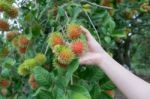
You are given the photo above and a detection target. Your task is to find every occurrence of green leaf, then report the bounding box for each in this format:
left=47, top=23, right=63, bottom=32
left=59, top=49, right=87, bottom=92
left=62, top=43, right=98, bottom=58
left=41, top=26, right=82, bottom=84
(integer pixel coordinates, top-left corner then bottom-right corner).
left=56, top=59, right=79, bottom=88
left=31, top=22, right=42, bottom=36
left=99, top=92, right=113, bottom=99
left=33, top=87, right=52, bottom=99
left=33, top=66, right=53, bottom=87
left=111, top=30, right=126, bottom=38
left=65, top=59, right=79, bottom=85
left=70, top=85, right=91, bottom=99
left=90, top=83, right=101, bottom=99
left=101, top=81, right=116, bottom=90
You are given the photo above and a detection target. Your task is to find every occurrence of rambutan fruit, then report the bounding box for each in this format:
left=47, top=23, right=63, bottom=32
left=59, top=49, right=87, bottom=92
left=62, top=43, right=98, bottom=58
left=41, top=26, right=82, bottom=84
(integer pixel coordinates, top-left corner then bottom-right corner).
left=17, top=64, right=29, bottom=76
left=140, top=3, right=150, bottom=12
left=53, top=58, right=67, bottom=68
left=30, top=82, right=38, bottom=89
left=0, top=1, right=10, bottom=12
left=0, top=47, right=9, bottom=57
left=71, top=40, right=87, bottom=56
left=28, top=74, right=36, bottom=83
left=28, top=74, right=38, bottom=89
left=55, top=45, right=75, bottom=65
left=18, top=35, right=30, bottom=47
left=0, top=19, right=9, bottom=31
left=48, top=32, right=64, bottom=48
left=1, top=88, right=8, bottom=96
left=6, top=31, right=19, bottom=41
left=0, top=80, right=10, bottom=88
left=34, top=53, right=47, bottom=65
left=67, top=24, right=82, bottom=39
left=6, top=6, right=18, bottom=18
left=83, top=4, right=91, bottom=12
left=18, top=47, right=27, bottom=54
left=24, top=59, right=37, bottom=69
left=12, top=36, right=19, bottom=48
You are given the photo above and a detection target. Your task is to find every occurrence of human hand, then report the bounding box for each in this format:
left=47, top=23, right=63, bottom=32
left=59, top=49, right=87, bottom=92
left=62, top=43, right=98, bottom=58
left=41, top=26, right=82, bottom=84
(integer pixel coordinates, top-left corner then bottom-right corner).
left=79, top=26, right=107, bottom=65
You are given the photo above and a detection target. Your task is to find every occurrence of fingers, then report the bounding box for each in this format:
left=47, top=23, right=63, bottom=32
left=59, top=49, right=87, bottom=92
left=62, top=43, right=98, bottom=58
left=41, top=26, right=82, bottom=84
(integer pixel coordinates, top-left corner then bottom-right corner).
left=80, top=26, right=93, bottom=41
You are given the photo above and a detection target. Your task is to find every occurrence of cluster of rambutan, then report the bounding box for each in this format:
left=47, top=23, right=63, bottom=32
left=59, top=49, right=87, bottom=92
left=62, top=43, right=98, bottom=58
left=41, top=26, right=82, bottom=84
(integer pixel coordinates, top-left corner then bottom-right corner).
left=48, top=23, right=87, bottom=68
left=11, top=35, right=30, bottom=54
left=17, top=53, right=47, bottom=76
left=0, top=0, right=19, bottom=18
left=0, top=0, right=19, bottom=31
left=0, top=79, right=10, bottom=96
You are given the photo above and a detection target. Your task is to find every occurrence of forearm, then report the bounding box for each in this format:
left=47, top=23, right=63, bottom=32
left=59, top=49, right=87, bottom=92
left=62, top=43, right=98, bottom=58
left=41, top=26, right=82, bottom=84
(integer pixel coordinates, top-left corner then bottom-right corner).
left=98, top=53, right=150, bottom=99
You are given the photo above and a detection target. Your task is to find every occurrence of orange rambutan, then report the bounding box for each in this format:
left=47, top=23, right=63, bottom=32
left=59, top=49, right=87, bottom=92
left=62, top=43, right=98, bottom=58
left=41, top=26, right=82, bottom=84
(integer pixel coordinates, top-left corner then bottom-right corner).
left=71, top=40, right=87, bottom=56
left=0, top=19, right=9, bottom=31
left=6, top=31, right=19, bottom=41
left=6, top=6, right=18, bottom=18
left=48, top=32, right=64, bottom=48
left=55, top=45, right=75, bottom=65
left=18, top=35, right=30, bottom=47
left=67, top=24, right=82, bottom=39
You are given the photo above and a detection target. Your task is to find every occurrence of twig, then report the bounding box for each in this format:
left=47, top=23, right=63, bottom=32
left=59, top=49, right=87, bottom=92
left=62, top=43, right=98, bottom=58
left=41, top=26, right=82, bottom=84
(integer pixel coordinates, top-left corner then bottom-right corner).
left=85, top=12, right=101, bottom=43
left=82, top=0, right=113, bottom=10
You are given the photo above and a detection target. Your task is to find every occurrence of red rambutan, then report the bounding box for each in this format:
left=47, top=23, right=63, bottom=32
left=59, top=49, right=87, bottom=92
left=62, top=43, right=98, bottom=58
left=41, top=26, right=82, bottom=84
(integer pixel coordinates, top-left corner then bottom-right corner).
left=0, top=19, right=9, bottom=31
left=18, top=47, right=27, bottom=54
left=18, top=35, right=30, bottom=47
left=71, top=40, right=87, bottom=56
left=0, top=80, right=10, bottom=88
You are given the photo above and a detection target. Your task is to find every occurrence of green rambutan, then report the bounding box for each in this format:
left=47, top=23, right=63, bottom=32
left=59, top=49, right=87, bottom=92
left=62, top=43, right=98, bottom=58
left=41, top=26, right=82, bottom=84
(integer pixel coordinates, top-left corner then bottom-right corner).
left=24, top=59, right=37, bottom=69
left=12, top=36, right=19, bottom=48
left=48, top=32, right=64, bottom=48
left=0, top=47, right=9, bottom=57
left=17, top=64, right=29, bottom=76
left=34, top=53, right=47, bottom=65
left=6, top=31, right=19, bottom=41
left=67, top=24, right=82, bottom=39
left=0, top=1, right=10, bottom=12
left=55, top=45, right=75, bottom=65
left=0, top=19, right=9, bottom=31
left=70, top=40, right=87, bottom=56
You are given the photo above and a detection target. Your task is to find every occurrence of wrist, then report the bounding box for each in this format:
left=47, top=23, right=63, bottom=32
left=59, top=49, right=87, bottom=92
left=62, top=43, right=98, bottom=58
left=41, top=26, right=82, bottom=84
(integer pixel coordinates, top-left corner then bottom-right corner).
left=96, top=52, right=110, bottom=66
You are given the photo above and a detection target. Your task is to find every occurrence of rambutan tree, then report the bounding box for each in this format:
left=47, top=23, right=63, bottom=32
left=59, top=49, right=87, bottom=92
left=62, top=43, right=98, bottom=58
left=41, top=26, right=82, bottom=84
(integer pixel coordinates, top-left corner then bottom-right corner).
left=0, top=0, right=150, bottom=99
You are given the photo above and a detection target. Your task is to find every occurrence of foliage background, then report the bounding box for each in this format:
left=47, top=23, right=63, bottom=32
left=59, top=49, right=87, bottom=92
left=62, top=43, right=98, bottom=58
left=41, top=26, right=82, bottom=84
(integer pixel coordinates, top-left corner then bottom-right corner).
left=0, top=0, right=150, bottom=99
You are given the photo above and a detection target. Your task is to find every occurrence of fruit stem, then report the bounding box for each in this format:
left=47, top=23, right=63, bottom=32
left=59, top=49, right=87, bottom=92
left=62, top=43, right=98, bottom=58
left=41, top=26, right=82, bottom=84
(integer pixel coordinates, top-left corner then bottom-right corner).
left=85, top=12, right=101, bottom=43
left=82, top=0, right=113, bottom=10
left=71, top=76, right=73, bottom=85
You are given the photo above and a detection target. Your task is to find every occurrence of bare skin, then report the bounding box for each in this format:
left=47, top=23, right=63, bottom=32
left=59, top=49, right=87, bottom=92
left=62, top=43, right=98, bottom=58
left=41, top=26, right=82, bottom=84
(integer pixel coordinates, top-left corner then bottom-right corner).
left=79, top=26, right=150, bottom=99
